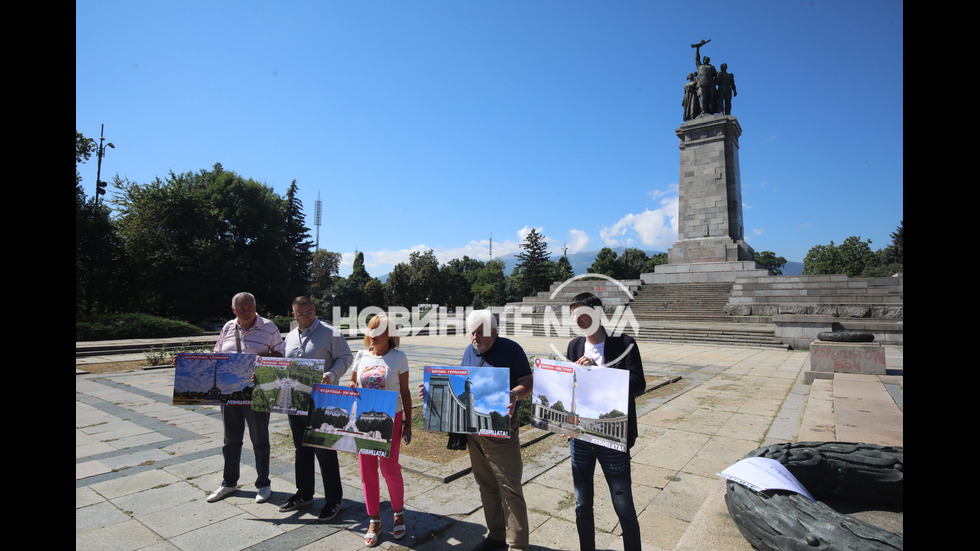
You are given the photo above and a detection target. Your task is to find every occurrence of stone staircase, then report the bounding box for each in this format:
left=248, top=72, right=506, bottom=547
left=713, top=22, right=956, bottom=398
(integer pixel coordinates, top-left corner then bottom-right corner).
left=630, top=282, right=735, bottom=323
left=631, top=322, right=784, bottom=348
left=504, top=279, right=787, bottom=349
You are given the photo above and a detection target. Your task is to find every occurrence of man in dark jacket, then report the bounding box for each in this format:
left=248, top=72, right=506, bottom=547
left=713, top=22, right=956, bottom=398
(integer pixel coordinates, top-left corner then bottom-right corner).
left=565, top=292, right=646, bottom=551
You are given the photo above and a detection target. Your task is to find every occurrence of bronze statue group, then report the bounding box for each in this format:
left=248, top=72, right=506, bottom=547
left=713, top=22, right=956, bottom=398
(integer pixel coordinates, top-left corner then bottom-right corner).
left=684, top=39, right=737, bottom=121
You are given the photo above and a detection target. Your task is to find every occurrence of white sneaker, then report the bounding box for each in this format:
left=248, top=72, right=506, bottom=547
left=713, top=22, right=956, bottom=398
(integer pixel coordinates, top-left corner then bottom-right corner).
left=255, top=486, right=272, bottom=503
left=207, top=485, right=238, bottom=503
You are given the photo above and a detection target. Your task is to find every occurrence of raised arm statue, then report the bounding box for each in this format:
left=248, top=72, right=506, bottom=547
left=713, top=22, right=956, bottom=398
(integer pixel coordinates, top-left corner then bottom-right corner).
left=692, top=39, right=716, bottom=115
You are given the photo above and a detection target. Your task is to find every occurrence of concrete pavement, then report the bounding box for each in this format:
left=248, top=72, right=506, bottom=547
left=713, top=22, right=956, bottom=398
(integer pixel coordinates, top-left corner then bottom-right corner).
left=76, top=335, right=903, bottom=550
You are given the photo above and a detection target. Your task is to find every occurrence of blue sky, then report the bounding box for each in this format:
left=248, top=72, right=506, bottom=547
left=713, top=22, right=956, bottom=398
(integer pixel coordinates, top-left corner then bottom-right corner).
left=174, top=353, right=255, bottom=393
left=76, top=1, right=903, bottom=277
left=424, top=366, right=511, bottom=416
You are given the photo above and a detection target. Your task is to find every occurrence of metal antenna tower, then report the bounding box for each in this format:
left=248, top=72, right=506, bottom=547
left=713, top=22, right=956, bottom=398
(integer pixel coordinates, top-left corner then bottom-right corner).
left=314, top=192, right=322, bottom=251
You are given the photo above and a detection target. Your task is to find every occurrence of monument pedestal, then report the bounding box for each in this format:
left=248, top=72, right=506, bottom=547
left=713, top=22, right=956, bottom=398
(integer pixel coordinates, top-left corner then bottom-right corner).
left=641, top=260, right=767, bottom=284
left=643, top=114, right=767, bottom=284
left=669, top=114, right=753, bottom=265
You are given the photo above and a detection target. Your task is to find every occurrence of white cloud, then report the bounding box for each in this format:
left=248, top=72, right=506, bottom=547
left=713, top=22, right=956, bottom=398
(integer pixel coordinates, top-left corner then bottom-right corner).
left=649, top=183, right=678, bottom=201
left=600, top=195, right=678, bottom=250
left=516, top=225, right=540, bottom=242
left=566, top=229, right=590, bottom=253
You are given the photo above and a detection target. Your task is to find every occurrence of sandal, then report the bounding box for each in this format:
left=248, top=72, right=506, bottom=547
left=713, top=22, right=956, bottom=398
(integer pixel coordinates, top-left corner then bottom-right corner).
left=393, top=510, right=407, bottom=540
left=365, top=518, right=382, bottom=547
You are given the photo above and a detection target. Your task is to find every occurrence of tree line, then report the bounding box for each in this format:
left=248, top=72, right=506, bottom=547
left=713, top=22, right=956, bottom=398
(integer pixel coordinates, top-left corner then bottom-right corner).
left=76, top=131, right=589, bottom=323
left=801, top=223, right=903, bottom=277
left=77, top=130, right=901, bottom=325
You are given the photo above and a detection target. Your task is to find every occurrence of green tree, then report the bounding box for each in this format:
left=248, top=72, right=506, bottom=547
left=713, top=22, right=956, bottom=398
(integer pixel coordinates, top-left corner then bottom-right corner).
left=553, top=254, right=574, bottom=282
left=285, top=180, right=314, bottom=296
left=802, top=236, right=877, bottom=277
left=588, top=247, right=621, bottom=279
left=642, top=252, right=668, bottom=273
left=407, top=249, right=442, bottom=305
left=335, top=252, right=371, bottom=310
left=861, top=221, right=903, bottom=277
left=754, top=251, right=788, bottom=276
left=113, top=164, right=292, bottom=320
left=442, top=256, right=485, bottom=307
left=385, top=263, right=410, bottom=307
left=363, top=278, right=386, bottom=309
left=472, top=259, right=507, bottom=308
left=311, top=249, right=342, bottom=307
left=879, top=220, right=903, bottom=266
left=513, top=228, right=556, bottom=297
left=76, top=131, right=95, bottom=188
left=76, top=130, right=122, bottom=318
left=619, top=248, right=650, bottom=279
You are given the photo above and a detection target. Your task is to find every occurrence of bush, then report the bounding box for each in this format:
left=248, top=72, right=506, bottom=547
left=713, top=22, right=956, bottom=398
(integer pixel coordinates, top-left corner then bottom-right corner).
left=76, top=313, right=205, bottom=341
left=271, top=316, right=294, bottom=333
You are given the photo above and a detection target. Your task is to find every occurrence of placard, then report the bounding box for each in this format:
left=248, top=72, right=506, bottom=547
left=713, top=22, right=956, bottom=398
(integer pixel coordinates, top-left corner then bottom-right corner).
left=252, top=357, right=326, bottom=415
left=172, top=352, right=257, bottom=406
left=422, top=366, right=512, bottom=438
left=302, top=384, right=399, bottom=457
left=530, top=357, right=630, bottom=451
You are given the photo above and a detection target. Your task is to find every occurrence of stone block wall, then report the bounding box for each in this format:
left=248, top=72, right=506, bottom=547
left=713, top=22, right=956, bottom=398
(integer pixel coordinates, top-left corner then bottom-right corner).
left=725, top=274, right=904, bottom=348
left=725, top=274, right=903, bottom=318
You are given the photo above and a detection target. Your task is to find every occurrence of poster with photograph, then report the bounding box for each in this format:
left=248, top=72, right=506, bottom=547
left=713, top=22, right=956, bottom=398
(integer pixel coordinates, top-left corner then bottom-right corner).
left=252, top=357, right=326, bottom=415
left=422, top=365, right=512, bottom=438
left=172, top=352, right=258, bottom=406
left=530, top=357, right=630, bottom=452
left=302, top=384, right=399, bottom=457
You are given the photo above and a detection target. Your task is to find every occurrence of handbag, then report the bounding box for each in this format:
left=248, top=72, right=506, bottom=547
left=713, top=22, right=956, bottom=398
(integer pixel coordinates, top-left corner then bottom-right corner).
left=446, top=432, right=468, bottom=450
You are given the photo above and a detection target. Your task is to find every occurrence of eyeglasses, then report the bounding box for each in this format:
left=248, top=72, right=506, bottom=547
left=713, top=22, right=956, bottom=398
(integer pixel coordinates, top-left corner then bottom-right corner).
left=292, top=309, right=315, bottom=317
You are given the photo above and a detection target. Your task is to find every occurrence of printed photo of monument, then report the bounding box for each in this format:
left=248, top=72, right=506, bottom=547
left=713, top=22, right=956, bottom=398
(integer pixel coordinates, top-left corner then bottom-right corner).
left=302, top=384, right=398, bottom=457
left=252, top=357, right=326, bottom=415
left=422, top=366, right=512, bottom=438
left=172, top=352, right=258, bottom=406
left=531, top=357, right=630, bottom=452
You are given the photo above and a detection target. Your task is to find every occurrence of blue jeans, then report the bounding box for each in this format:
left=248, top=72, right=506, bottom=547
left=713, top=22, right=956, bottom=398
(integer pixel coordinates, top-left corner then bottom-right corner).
left=570, top=439, right=641, bottom=551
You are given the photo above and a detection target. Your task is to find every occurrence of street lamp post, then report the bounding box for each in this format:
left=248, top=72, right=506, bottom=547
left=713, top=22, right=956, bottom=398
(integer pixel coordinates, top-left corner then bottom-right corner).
left=94, top=123, right=115, bottom=206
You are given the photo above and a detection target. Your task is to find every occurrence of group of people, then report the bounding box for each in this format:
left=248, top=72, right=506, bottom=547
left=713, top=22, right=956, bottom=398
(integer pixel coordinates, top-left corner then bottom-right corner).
left=203, top=290, right=646, bottom=551
left=683, top=39, right=737, bottom=120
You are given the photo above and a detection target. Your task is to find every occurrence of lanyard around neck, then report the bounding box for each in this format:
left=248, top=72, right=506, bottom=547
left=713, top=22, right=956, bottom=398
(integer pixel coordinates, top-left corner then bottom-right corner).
left=295, top=320, right=320, bottom=357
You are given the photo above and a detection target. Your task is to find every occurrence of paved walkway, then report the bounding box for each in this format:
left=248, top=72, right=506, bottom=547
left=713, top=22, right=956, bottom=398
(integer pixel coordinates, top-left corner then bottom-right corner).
left=76, top=335, right=903, bottom=551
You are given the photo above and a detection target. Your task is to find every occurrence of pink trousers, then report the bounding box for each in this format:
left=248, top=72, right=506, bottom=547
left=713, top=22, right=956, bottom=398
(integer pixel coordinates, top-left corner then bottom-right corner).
left=358, top=411, right=405, bottom=516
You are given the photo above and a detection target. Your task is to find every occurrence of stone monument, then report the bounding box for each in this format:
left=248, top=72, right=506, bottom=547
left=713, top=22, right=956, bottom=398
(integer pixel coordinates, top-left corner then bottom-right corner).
left=643, top=39, right=767, bottom=284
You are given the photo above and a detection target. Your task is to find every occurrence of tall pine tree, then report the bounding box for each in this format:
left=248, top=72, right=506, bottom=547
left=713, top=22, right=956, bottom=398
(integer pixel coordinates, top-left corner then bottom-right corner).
left=285, top=180, right=314, bottom=296
left=513, top=228, right=556, bottom=298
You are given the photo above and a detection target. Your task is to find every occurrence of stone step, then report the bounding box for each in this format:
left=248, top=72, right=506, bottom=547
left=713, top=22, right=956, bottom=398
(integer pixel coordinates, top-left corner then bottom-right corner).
left=498, top=322, right=786, bottom=349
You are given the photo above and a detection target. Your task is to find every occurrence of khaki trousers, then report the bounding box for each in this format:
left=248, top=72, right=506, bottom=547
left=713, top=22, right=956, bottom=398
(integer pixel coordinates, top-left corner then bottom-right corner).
left=467, top=430, right=530, bottom=550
